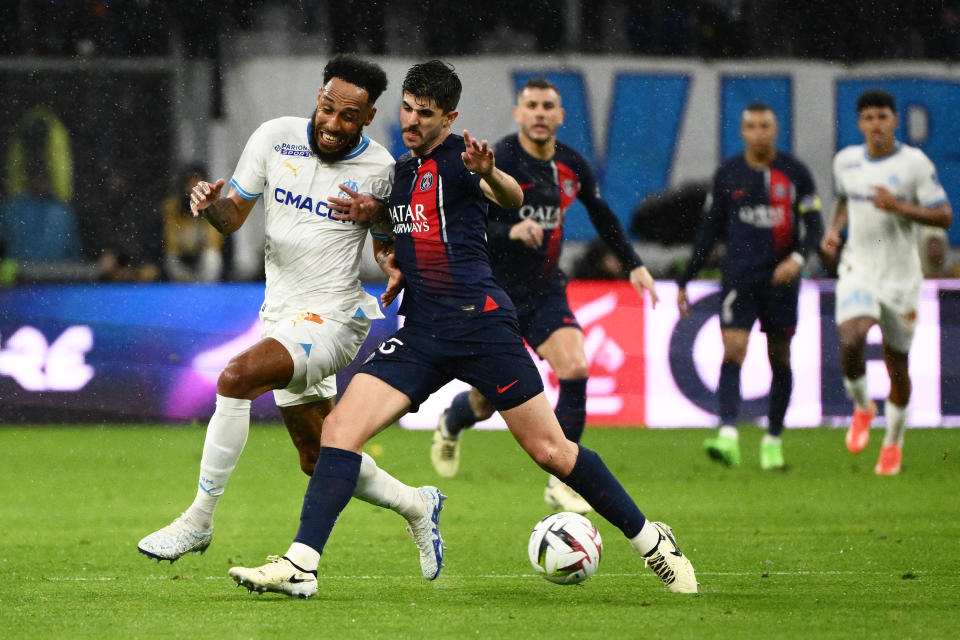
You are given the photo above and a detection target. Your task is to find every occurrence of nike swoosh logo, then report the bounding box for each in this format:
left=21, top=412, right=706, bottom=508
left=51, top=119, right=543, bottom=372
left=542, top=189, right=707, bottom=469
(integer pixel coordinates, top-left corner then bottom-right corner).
left=518, top=182, right=535, bottom=190
left=497, top=380, right=519, bottom=394
left=289, top=575, right=311, bottom=583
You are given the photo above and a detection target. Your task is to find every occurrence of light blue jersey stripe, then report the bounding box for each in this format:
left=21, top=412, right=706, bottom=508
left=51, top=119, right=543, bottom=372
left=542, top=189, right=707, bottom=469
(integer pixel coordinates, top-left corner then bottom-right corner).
left=229, top=178, right=261, bottom=200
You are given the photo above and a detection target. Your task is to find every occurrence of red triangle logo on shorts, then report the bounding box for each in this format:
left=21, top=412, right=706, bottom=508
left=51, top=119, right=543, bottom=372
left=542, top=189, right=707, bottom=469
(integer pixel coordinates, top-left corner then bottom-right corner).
left=483, top=295, right=499, bottom=312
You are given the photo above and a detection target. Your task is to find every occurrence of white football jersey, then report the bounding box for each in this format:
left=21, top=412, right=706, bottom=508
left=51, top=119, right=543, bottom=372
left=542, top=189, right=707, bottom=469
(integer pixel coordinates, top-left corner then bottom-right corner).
left=833, top=142, right=948, bottom=301
left=229, top=117, right=394, bottom=323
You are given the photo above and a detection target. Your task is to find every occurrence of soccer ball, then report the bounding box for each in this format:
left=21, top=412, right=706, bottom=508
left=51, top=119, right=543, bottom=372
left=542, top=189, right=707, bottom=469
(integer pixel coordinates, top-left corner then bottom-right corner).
left=528, top=512, right=602, bottom=585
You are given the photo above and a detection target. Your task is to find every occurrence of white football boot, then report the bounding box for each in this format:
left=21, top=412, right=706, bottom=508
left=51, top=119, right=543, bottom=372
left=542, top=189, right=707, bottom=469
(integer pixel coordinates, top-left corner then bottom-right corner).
left=407, top=486, right=446, bottom=580
left=229, top=555, right=318, bottom=599
left=643, top=521, right=698, bottom=594
left=430, top=411, right=461, bottom=478
left=543, top=477, right=592, bottom=515
left=137, top=514, right=212, bottom=562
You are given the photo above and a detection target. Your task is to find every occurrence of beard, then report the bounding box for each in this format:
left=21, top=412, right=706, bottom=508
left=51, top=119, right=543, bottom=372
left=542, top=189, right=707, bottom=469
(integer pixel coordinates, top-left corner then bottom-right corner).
left=308, top=107, right=363, bottom=164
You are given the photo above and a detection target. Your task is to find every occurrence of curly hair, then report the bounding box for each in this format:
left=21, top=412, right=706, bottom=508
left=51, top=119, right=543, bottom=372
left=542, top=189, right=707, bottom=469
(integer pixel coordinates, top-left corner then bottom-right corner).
left=322, top=55, right=388, bottom=104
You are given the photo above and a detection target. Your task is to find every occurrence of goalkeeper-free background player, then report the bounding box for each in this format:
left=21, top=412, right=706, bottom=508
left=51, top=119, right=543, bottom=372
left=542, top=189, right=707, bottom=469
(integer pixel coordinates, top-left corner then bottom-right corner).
left=677, top=102, right=823, bottom=470
left=429, top=77, right=658, bottom=514
left=821, top=88, right=952, bottom=475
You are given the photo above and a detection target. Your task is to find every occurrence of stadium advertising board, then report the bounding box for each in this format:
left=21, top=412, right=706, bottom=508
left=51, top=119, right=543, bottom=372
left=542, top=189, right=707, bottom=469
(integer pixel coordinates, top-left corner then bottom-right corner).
left=2, top=282, right=956, bottom=427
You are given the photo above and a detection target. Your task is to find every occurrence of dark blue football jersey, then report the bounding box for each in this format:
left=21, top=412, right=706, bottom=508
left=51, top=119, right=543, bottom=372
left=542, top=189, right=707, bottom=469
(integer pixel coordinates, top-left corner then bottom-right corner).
left=387, top=133, right=515, bottom=327
left=486, top=134, right=642, bottom=302
left=678, top=152, right=823, bottom=287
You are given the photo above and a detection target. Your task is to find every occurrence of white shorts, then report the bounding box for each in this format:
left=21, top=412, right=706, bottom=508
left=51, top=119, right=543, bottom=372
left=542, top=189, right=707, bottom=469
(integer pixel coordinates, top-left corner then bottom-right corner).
left=261, top=312, right=371, bottom=407
left=835, top=274, right=917, bottom=354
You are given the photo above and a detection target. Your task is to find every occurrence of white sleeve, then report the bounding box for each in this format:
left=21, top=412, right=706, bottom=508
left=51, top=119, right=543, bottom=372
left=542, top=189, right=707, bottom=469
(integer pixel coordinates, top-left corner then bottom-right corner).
left=363, top=160, right=395, bottom=203
left=913, top=151, right=949, bottom=208
left=832, top=152, right=846, bottom=198
left=229, top=123, right=271, bottom=201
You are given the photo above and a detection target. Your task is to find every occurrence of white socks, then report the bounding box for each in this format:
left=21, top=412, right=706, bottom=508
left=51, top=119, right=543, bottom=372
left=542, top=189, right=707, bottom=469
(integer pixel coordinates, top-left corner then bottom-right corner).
left=353, top=452, right=424, bottom=522
left=285, top=542, right=321, bottom=573
left=843, top=375, right=871, bottom=410
left=629, top=519, right=662, bottom=556
left=884, top=401, right=908, bottom=447
left=719, top=425, right=739, bottom=440
left=184, top=394, right=251, bottom=530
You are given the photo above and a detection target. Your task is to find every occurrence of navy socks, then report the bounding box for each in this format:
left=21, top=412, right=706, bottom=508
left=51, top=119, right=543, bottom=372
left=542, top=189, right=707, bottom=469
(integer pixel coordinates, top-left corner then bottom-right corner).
left=562, top=445, right=645, bottom=538
left=768, top=364, right=793, bottom=437
left=718, top=361, right=741, bottom=425
left=445, top=391, right=477, bottom=437
left=293, top=447, right=361, bottom=553
left=555, top=377, right=587, bottom=443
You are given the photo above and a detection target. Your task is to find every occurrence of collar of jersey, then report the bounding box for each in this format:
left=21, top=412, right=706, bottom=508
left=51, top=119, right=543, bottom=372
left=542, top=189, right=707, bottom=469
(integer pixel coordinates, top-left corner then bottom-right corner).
left=306, top=120, right=370, bottom=160
left=862, top=141, right=901, bottom=163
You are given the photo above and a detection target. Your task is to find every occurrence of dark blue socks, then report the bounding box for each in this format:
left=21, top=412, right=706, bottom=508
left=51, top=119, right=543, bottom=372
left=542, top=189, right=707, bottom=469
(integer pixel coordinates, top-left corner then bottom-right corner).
left=293, top=447, right=361, bottom=553
left=444, top=391, right=477, bottom=437
left=555, top=377, right=587, bottom=443
left=768, top=364, right=793, bottom=437
left=562, top=445, right=645, bottom=538
left=718, top=360, right=741, bottom=425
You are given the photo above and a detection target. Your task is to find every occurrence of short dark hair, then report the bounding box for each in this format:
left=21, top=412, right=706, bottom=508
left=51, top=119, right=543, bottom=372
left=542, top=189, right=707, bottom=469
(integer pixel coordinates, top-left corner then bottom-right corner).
left=856, top=89, right=895, bottom=113
left=323, top=55, right=388, bottom=104
left=402, top=60, right=462, bottom=113
left=744, top=101, right=774, bottom=114
left=519, top=77, right=560, bottom=97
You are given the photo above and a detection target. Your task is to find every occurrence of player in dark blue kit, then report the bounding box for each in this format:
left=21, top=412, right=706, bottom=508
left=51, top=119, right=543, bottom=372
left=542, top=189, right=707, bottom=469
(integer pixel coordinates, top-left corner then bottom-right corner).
left=229, top=60, right=697, bottom=598
left=677, top=102, right=823, bottom=470
left=429, top=77, right=659, bottom=515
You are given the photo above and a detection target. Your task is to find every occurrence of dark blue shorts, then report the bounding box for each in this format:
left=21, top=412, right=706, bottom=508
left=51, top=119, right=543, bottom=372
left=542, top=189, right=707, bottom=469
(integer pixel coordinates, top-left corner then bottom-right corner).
left=359, top=314, right=544, bottom=412
left=513, top=281, right=581, bottom=350
left=719, top=279, right=798, bottom=336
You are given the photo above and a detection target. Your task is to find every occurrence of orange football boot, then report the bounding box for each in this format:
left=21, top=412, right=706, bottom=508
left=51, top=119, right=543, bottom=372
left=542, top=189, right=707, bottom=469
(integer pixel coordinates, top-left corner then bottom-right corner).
left=846, top=401, right=875, bottom=453
left=874, top=444, right=902, bottom=475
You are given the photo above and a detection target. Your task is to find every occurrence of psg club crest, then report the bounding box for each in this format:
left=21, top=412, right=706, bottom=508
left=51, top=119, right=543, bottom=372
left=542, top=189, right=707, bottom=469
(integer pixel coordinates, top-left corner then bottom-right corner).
left=562, top=178, right=576, bottom=197
left=419, top=172, right=435, bottom=191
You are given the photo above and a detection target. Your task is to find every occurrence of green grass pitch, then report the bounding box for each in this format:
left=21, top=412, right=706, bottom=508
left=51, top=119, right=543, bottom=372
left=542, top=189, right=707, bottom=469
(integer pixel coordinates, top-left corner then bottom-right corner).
left=1, top=424, right=958, bottom=639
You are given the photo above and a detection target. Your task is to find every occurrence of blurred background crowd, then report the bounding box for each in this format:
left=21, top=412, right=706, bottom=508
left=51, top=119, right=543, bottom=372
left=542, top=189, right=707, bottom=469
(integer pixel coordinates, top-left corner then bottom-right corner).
left=1, top=0, right=959, bottom=286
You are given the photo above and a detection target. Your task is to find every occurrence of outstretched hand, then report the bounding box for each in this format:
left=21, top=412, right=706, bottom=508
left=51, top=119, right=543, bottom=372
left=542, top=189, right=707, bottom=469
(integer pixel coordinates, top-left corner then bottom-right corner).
left=190, top=178, right=226, bottom=216
left=329, top=183, right=385, bottom=224
left=461, top=129, right=494, bottom=176
left=629, top=265, right=659, bottom=308
left=379, top=253, right=405, bottom=307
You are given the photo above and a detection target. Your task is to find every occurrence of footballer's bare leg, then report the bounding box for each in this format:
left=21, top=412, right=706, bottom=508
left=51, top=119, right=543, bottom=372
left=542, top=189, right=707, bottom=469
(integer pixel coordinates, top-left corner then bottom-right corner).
left=535, top=328, right=593, bottom=511
left=281, top=400, right=334, bottom=476
left=838, top=317, right=878, bottom=453
left=277, top=374, right=446, bottom=580
left=138, top=339, right=294, bottom=562
left=501, top=393, right=697, bottom=593
left=877, top=345, right=911, bottom=473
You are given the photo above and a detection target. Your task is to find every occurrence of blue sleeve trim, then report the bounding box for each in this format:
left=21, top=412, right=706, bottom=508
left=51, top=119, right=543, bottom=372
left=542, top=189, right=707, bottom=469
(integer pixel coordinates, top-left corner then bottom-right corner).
left=229, top=178, right=261, bottom=200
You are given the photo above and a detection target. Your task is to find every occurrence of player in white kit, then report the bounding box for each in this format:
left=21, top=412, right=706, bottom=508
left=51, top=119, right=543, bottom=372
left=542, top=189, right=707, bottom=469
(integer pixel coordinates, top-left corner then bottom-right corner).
left=138, top=56, right=445, bottom=581
left=821, top=89, right=952, bottom=475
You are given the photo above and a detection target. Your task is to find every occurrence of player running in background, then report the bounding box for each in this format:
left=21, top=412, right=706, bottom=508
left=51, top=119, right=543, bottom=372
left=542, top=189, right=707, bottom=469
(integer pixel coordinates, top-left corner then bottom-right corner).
left=228, top=60, right=696, bottom=599
left=677, top=103, right=823, bottom=470
left=821, top=89, right=952, bottom=475
left=428, top=77, right=658, bottom=514
left=137, top=56, right=445, bottom=581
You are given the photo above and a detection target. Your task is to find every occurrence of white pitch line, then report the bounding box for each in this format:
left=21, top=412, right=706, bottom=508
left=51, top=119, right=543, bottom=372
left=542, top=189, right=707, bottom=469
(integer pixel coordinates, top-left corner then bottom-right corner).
left=36, top=570, right=920, bottom=583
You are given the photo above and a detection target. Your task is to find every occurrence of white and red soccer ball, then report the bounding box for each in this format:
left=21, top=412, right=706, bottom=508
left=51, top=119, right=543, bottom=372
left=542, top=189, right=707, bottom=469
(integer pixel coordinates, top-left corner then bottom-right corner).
left=528, top=512, right=603, bottom=584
